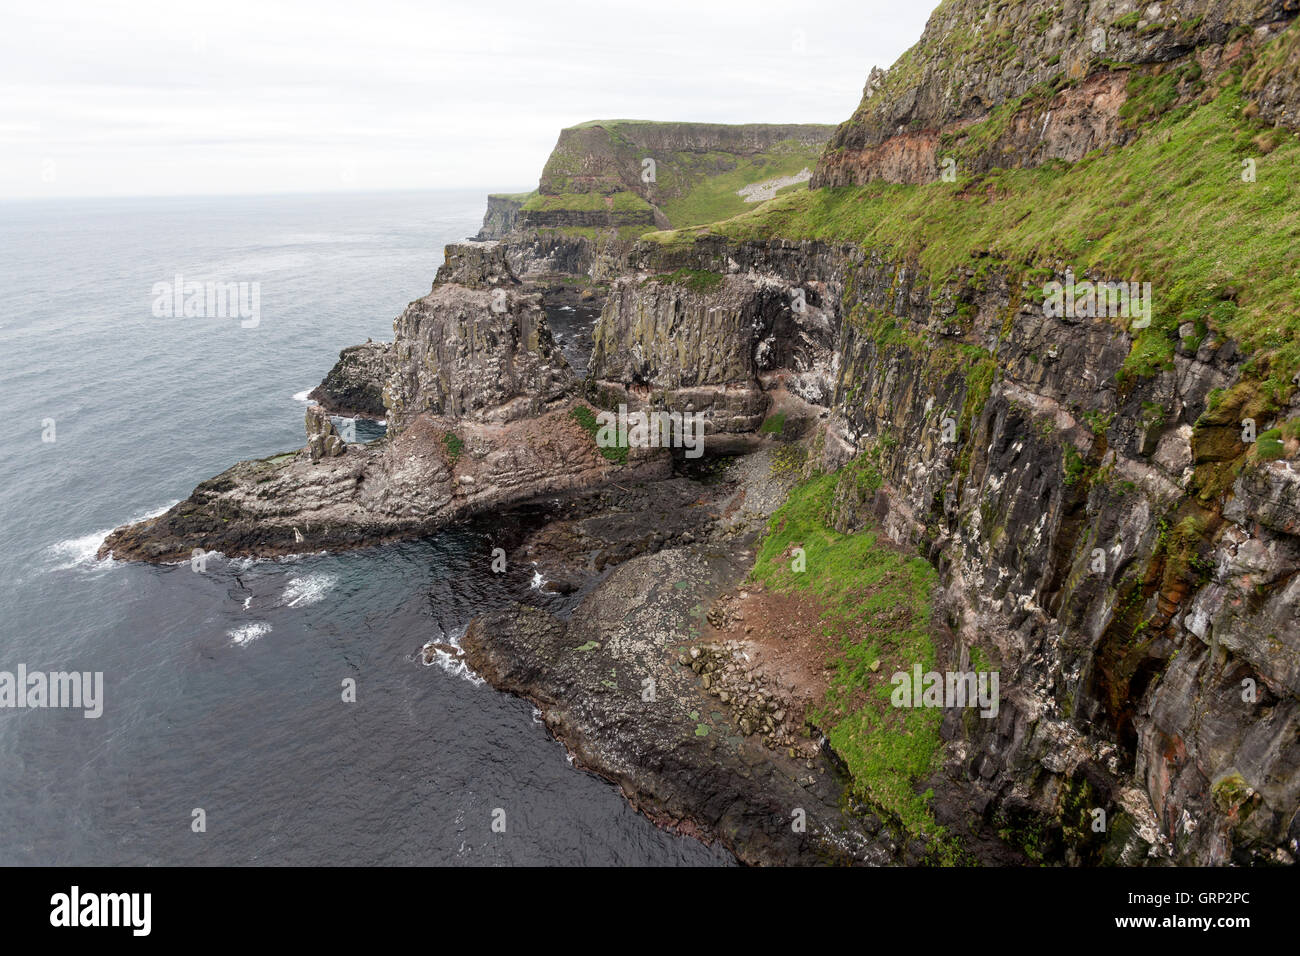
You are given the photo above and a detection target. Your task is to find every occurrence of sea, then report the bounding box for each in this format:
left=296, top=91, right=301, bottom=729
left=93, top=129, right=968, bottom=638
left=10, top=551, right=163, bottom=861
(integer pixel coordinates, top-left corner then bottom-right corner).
left=0, top=189, right=730, bottom=865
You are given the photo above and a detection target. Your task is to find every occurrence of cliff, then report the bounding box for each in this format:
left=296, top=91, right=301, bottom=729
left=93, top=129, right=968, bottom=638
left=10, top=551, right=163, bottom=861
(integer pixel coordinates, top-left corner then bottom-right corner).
left=487, top=120, right=834, bottom=279
left=98, top=243, right=668, bottom=563
left=812, top=0, right=1297, bottom=186
left=475, top=192, right=530, bottom=240
left=308, top=341, right=391, bottom=418
left=99, top=0, right=1299, bottom=867
left=592, top=5, right=1300, bottom=864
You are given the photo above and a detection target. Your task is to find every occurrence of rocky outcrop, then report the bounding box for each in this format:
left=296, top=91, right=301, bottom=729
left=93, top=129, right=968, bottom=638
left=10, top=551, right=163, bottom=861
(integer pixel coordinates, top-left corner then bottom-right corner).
left=539, top=121, right=833, bottom=200
left=304, top=404, right=347, bottom=461
left=1245, top=17, right=1300, bottom=129
left=485, top=120, right=835, bottom=282
left=812, top=0, right=1297, bottom=186
left=588, top=263, right=839, bottom=434
left=98, top=242, right=666, bottom=563
left=384, top=242, right=574, bottom=432
left=99, top=405, right=669, bottom=563
left=308, top=341, right=391, bottom=418
left=475, top=193, right=528, bottom=240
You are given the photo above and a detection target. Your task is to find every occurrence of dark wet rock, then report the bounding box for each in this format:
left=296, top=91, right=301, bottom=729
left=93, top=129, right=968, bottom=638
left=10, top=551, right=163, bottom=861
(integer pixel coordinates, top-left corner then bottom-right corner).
left=98, top=405, right=670, bottom=563
left=308, top=341, right=391, bottom=419
left=462, top=545, right=897, bottom=866
left=541, top=577, right=579, bottom=595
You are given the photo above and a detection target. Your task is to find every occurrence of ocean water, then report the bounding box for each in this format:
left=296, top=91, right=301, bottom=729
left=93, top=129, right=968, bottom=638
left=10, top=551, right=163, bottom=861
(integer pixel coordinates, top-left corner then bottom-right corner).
left=0, top=190, right=731, bottom=865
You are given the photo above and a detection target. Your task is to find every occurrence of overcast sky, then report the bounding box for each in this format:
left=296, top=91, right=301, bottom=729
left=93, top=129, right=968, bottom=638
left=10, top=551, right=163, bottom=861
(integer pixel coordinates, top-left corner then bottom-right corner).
left=0, top=0, right=935, bottom=199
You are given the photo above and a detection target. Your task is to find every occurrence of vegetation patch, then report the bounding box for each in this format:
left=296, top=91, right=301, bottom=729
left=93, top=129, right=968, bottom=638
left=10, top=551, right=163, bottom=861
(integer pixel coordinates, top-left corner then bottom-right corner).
left=658, top=268, right=725, bottom=294
left=442, top=431, right=464, bottom=464
left=570, top=404, right=629, bottom=464
left=752, top=462, right=954, bottom=859
left=523, top=190, right=654, bottom=214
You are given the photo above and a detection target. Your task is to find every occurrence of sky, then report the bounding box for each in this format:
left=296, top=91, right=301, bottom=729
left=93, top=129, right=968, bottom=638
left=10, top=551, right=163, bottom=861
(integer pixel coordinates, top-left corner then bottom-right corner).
left=0, top=0, right=936, bottom=199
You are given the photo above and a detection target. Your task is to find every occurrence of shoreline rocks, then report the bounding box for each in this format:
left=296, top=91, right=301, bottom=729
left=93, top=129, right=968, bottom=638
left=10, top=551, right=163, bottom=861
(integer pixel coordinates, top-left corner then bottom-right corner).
left=461, top=545, right=898, bottom=866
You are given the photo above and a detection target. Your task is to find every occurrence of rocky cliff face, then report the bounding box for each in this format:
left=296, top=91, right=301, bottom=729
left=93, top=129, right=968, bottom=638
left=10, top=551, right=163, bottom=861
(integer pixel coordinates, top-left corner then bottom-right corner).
left=449, top=21, right=1299, bottom=856
left=99, top=242, right=667, bottom=563
left=813, top=0, right=1298, bottom=187
left=1245, top=12, right=1300, bottom=126
left=476, top=193, right=528, bottom=240
left=585, top=256, right=843, bottom=438
left=308, top=341, right=391, bottom=418
left=584, top=226, right=1298, bottom=864
left=539, top=121, right=832, bottom=199
left=493, top=120, right=835, bottom=281
left=384, top=242, right=573, bottom=431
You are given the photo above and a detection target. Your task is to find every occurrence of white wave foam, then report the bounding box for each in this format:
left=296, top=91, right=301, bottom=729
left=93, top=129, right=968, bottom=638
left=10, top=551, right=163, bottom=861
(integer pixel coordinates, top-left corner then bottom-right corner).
left=292, top=389, right=313, bottom=402
left=282, top=572, right=337, bottom=608
left=46, top=500, right=178, bottom=571
left=229, top=621, right=271, bottom=646
left=224, top=550, right=325, bottom=574
left=46, top=529, right=117, bottom=571
left=420, top=631, right=484, bottom=686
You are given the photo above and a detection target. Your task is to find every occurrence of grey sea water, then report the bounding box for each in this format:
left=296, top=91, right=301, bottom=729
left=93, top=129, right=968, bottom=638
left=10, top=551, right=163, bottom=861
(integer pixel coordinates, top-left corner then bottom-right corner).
left=0, top=190, right=731, bottom=865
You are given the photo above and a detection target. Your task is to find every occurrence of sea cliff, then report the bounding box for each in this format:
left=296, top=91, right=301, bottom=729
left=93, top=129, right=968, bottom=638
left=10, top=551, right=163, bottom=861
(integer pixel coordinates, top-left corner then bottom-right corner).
left=100, top=0, right=1300, bottom=866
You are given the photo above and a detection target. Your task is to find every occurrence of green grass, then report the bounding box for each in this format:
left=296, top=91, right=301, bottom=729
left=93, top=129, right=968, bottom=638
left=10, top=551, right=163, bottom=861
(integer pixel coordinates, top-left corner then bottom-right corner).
left=570, top=404, right=629, bottom=464
left=647, top=79, right=1300, bottom=407
left=532, top=121, right=831, bottom=236
left=656, top=142, right=821, bottom=228
left=1063, top=443, right=1091, bottom=486
left=441, top=431, right=464, bottom=463
left=1255, top=427, right=1286, bottom=460
left=657, top=268, right=724, bottom=293
left=758, top=411, right=787, bottom=435
left=752, top=458, right=953, bottom=857
left=522, top=190, right=654, bottom=214
left=487, top=190, right=536, bottom=203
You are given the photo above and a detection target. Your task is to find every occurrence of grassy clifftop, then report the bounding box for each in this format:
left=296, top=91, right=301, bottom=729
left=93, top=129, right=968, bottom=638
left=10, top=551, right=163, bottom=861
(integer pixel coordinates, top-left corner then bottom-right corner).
left=647, top=34, right=1300, bottom=406
left=524, top=120, right=834, bottom=238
